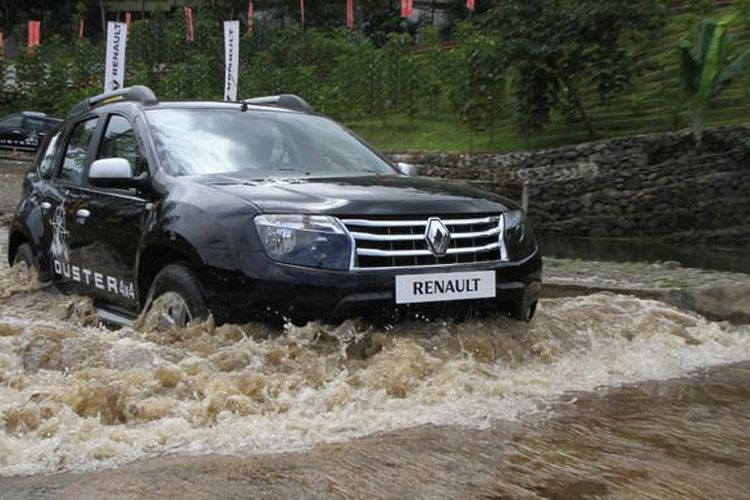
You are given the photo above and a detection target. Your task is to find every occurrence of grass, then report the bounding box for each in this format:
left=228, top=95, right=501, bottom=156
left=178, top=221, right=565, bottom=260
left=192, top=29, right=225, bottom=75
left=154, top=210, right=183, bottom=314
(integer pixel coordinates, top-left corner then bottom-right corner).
left=346, top=115, right=578, bottom=153
left=345, top=6, right=750, bottom=153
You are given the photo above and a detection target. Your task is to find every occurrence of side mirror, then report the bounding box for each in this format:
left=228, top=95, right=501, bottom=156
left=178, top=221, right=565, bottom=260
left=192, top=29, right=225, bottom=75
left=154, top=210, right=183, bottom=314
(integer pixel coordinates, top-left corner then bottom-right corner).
left=89, top=158, right=146, bottom=190
left=396, top=162, right=418, bottom=177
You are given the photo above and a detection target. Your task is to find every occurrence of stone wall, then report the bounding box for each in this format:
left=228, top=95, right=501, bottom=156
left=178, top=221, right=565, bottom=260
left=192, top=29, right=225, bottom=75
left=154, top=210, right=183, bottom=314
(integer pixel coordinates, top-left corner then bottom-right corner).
left=391, top=126, right=750, bottom=244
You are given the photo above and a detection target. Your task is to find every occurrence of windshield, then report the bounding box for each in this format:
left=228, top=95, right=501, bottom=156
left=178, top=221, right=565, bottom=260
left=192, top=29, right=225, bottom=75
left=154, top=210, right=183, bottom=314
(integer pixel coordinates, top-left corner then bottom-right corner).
left=145, top=108, right=396, bottom=178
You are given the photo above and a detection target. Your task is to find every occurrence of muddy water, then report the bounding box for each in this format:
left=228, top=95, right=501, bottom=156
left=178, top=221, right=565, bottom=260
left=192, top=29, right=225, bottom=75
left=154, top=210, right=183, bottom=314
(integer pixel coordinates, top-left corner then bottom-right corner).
left=1, top=243, right=750, bottom=496
left=4, top=363, right=748, bottom=499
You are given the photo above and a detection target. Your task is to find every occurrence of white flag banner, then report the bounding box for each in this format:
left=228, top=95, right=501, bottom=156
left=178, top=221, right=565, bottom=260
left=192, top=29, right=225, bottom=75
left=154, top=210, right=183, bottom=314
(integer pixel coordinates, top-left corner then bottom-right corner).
left=104, top=21, right=127, bottom=93
left=224, top=20, right=240, bottom=101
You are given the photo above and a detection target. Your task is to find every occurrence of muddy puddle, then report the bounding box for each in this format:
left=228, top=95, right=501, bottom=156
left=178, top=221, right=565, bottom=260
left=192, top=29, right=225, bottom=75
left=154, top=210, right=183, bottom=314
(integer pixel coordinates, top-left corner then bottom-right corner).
left=1, top=244, right=750, bottom=483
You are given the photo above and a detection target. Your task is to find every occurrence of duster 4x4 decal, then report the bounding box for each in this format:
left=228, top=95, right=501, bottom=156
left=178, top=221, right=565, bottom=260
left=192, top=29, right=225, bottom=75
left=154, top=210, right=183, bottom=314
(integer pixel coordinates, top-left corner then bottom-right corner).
left=49, top=199, right=136, bottom=300
left=50, top=201, right=69, bottom=260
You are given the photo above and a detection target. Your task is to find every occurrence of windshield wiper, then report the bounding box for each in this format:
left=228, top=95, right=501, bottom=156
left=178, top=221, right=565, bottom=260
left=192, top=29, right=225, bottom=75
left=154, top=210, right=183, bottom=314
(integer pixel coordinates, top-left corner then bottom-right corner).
left=262, top=167, right=312, bottom=178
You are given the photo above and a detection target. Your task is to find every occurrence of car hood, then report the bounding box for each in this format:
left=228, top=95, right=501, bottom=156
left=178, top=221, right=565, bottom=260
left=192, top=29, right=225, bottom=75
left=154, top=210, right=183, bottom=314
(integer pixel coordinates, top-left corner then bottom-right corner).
left=192, top=174, right=517, bottom=215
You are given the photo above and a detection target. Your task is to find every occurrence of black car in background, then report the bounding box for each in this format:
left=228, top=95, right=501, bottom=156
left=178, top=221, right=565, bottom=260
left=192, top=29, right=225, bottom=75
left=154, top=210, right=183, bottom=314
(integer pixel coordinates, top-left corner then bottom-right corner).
left=7, top=86, right=542, bottom=329
left=0, top=111, right=62, bottom=152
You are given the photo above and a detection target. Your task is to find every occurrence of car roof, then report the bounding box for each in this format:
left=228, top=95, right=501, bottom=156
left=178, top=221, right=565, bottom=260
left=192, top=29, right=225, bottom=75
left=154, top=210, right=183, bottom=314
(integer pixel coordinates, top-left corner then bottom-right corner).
left=2, top=111, right=58, bottom=119
left=144, top=101, right=298, bottom=113
left=72, top=100, right=306, bottom=122
left=68, top=86, right=313, bottom=120
left=21, top=111, right=61, bottom=120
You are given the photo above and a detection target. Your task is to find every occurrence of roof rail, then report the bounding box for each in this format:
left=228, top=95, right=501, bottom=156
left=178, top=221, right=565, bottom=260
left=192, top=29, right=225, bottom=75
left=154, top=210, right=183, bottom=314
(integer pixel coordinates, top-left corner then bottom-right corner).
left=242, top=94, right=314, bottom=113
left=68, top=86, right=158, bottom=117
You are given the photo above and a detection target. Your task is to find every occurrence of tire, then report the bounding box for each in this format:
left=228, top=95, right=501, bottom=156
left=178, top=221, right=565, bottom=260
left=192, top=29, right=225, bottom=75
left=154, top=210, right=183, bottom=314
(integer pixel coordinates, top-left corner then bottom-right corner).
left=510, top=299, right=537, bottom=323
left=12, top=243, right=36, bottom=272
left=143, top=264, right=209, bottom=330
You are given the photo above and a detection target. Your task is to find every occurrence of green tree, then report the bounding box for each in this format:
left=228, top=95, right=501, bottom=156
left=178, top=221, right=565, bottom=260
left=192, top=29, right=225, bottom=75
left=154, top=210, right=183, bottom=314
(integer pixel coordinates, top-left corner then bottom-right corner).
left=487, top=0, right=666, bottom=138
left=419, top=27, right=445, bottom=120
left=381, top=32, right=415, bottom=118
left=677, top=15, right=750, bottom=147
left=330, top=33, right=380, bottom=119
left=447, top=23, right=506, bottom=148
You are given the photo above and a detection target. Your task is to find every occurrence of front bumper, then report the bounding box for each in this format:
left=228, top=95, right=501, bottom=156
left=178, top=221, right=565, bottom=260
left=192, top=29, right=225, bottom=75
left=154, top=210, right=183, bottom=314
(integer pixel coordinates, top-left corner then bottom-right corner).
left=200, top=249, right=543, bottom=324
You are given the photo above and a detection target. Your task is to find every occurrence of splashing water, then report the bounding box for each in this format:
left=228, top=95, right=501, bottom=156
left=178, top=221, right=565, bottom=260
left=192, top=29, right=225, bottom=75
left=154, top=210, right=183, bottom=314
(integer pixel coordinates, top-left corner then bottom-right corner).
left=1, top=259, right=749, bottom=477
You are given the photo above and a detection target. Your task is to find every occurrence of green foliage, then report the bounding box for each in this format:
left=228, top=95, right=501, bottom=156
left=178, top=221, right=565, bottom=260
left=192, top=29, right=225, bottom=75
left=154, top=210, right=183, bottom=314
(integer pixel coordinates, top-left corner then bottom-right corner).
left=9, top=3, right=747, bottom=155
left=382, top=33, right=419, bottom=118
left=486, top=0, right=667, bottom=138
left=418, top=28, right=444, bottom=120
left=447, top=23, right=506, bottom=147
left=677, top=13, right=750, bottom=146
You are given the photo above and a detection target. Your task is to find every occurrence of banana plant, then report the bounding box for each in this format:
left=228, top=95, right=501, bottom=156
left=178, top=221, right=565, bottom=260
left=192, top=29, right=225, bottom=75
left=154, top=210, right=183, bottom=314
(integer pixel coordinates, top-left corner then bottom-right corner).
left=678, top=14, right=750, bottom=147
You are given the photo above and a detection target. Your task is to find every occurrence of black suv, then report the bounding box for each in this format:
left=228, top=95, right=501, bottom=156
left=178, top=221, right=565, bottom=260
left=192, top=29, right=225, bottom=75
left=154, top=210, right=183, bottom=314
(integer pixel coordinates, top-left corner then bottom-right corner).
left=0, top=111, right=62, bottom=151
left=7, top=86, right=542, bottom=328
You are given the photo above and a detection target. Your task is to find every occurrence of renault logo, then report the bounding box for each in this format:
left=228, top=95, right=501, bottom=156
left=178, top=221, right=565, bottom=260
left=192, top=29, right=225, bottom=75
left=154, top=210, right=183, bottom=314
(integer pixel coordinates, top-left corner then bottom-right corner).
left=425, top=217, right=451, bottom=256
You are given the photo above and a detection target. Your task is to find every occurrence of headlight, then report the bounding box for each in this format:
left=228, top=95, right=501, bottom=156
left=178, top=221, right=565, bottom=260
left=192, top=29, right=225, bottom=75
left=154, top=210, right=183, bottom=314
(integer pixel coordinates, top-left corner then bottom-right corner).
left=254, top=214, right=351, bottom=270
left=504, top=209, right=526, bottom=242
left=503, top=209, right=536, bottom=260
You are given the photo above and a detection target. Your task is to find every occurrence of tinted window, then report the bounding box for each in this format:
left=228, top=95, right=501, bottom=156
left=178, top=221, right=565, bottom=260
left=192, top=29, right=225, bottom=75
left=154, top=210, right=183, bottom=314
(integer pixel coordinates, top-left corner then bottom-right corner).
left=98, top=115, right=146, bottom=175
left=25, top=117, right=58, bottom=134
left=38, top=130, right=62, bottom=178
left=145, top=108, right=395, bottom=178
left=59, top=118, right=98, bottom=184
left=0, top=115, right=23, bottom=129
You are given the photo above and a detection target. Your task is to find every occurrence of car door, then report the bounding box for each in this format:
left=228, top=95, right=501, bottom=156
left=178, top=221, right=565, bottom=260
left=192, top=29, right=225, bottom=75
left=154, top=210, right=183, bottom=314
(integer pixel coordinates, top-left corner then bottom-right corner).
left=32, top=128, right=65, bottom=273
left=80, top=113, right=150, bottom=311
left=47, top=116, right=100, bottom=294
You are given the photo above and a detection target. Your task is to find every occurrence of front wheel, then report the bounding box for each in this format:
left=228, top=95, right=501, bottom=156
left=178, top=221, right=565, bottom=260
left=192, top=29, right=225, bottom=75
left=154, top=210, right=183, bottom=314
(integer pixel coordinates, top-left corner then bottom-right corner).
left=13, top=243, right=35, bottom=270
left=142, top=264, right=209, bottom=331
left=510, top=300, right=537, bottom=323
left=12, top=243, right=40, bottom=282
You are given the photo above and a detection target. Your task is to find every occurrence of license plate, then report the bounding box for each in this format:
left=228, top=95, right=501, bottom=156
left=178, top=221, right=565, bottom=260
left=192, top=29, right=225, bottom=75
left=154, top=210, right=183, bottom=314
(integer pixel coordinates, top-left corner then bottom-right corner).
left=395, top=270, right=496, bottom=304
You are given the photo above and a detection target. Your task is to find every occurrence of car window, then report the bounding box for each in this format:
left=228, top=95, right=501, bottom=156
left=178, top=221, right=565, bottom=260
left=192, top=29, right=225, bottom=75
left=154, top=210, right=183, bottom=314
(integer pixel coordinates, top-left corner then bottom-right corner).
left=25, top=117, right=57, bottom=134
left=38, top=130, right=62, bottom=179
left=97, top=115, right=147, bottom=176
left=145, top=108, right=396, bottom=178
left=0, top=115, right=23, bottom=129
left=59, top=118, right=98, bottom=184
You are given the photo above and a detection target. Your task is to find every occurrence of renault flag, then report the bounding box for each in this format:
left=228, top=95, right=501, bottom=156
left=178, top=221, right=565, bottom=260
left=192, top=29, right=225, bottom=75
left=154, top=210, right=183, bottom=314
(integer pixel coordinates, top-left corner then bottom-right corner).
left=104, top=21, right=127, bottom=92
left=184, top=6, right=194, bottom=42
left=247, top=2, right=254, bottom=34
left=224, top=20, right=240, bottom=101
left=27, top=20, right=41, bottom=54
left=346, top=0, right=354, bottom=29
left=400, top=0, right=413, bottom=18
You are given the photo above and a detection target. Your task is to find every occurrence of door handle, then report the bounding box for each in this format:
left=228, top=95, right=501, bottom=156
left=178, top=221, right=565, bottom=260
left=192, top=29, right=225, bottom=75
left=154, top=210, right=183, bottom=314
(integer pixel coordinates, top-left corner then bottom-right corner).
left=75, top=209, right=91, bottom=225
left=41, top=201, right=52, bottom=211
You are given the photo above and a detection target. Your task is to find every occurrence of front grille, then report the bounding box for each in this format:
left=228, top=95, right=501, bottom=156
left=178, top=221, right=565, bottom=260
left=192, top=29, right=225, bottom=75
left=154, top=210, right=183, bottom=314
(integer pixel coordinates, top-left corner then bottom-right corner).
left=342, top=215, right=506, bottom=269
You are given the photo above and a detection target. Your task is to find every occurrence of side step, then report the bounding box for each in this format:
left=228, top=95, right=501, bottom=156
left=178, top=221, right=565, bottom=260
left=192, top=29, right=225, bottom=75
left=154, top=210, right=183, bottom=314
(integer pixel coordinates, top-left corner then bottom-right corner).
left=96, top=308, right=135, bottom=328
